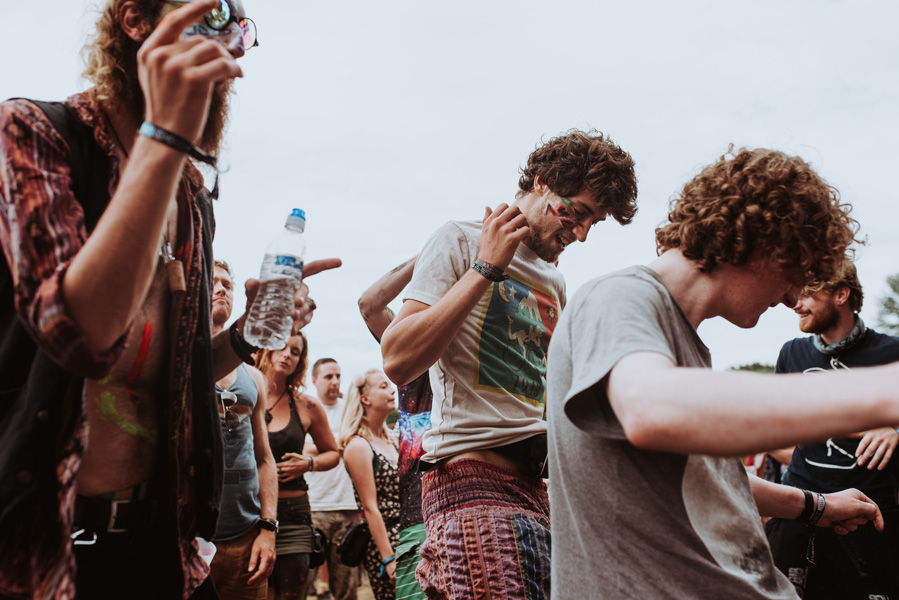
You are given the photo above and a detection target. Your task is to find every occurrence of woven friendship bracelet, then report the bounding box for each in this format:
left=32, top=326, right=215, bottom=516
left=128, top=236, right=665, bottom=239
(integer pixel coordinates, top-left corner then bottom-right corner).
left=471, top=259, right=510, bottom=282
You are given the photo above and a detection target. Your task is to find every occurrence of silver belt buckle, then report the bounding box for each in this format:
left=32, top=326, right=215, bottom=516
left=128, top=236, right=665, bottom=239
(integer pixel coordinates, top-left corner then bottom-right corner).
left=107, top=498, right=134, bottom=533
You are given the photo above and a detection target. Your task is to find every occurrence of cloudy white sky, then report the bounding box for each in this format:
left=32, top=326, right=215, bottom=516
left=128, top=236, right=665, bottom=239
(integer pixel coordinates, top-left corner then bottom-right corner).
left=6, top=0, right=898, bottom=391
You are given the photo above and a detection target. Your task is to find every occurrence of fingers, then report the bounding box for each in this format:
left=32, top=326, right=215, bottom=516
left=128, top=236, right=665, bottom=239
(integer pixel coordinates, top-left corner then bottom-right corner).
left=868, top=444, right=887, bottom=470
left=876, top=444, right=895, bottom=470
left=873, top=505, right=885, bottom=531
left=143, top=0, right=219, bottom=49
left=483, top=206, right=493, bottom=220
left=247, top=545, right=259, bottom=574
left=303, top=258, right=342, bottom=278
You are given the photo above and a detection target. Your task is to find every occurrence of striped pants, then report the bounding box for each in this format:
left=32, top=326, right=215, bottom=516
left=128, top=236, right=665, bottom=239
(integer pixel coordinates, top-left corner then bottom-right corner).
left=416, top=460, right=550, bottom=600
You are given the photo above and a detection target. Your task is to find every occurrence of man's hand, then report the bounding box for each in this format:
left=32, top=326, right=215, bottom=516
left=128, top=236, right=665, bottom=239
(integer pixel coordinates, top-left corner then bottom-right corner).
left=476, top=204, right=529, bottom=270
left=851, top=427, right=899, bottom=470
left=241, top=258, right=342, bottom=335
left=817, top=488, right=884, bottom=535
left=246, top=529, right=276, bottom=584
left=137, top=0, right=243, bottom=144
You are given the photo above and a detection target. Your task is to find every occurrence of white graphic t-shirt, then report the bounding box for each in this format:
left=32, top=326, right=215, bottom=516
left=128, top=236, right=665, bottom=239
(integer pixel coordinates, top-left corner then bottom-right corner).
left=404, top=219, right=565, bottom=462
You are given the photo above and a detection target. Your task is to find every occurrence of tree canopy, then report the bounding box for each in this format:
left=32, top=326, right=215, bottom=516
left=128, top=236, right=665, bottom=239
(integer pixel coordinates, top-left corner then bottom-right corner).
left=877, top=274, right=899, bottom=336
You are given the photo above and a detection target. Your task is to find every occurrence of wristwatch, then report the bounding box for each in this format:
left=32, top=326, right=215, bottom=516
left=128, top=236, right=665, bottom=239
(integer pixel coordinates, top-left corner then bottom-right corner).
left=258, top=518, right=279, bottom=533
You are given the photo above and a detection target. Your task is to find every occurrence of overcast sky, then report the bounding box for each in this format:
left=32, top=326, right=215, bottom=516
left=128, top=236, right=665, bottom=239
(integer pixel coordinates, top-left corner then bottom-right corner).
left=6, top=0, right=898, bottom=392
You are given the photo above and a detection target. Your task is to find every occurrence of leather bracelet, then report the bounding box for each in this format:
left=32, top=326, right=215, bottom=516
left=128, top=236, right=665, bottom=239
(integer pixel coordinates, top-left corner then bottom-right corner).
left=471, top=259, right=510, bottom=282
left=797, top=489, right=815, bottom=523
left=306, top=455, right=315, bottom=472
left=229, top=321, right=258, bottom=366
left=139, top=122, right=217, bottom=167
left=807, top=492, right=826, bottom=526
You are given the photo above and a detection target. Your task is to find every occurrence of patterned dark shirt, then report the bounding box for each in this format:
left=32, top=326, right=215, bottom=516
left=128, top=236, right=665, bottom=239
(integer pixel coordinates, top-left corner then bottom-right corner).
left=0, top=93, right=211, bottom=600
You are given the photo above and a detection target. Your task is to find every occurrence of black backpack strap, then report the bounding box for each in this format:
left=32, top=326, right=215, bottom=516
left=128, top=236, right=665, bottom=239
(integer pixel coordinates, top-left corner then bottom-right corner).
left=26, top=100, right=111, bottom=231
left=0, top=99, right=112, bottom=538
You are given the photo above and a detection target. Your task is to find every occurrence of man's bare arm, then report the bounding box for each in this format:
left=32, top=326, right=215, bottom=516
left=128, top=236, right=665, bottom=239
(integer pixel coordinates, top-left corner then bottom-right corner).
left=64, top=0, right=241, bottom=353
left=381, top=205, right=528, bottom=385
left=212, top=259, right=341, bottom=380
left=748, top=475, right=883, bottom=534
left=359, top=255, right=417, bottom=342
left=606, top=351, right=899, bottom=456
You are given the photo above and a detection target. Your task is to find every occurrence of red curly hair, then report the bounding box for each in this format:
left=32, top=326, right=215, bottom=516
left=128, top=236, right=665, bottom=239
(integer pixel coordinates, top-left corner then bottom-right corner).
left=517, top=129, right=638, bottom=225
left=655, top=147, right=861, bottom=283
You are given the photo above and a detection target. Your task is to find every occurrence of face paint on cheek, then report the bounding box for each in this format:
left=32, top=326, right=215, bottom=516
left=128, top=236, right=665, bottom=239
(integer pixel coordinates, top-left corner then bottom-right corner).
left=546, top=201, right=579, bottom=229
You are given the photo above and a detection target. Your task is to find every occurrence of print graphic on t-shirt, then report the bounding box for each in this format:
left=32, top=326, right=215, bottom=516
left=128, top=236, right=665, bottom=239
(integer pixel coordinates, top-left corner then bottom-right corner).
left=473, top=274, right=560, bottom=406
left=801, top=361, right=860, bottom=471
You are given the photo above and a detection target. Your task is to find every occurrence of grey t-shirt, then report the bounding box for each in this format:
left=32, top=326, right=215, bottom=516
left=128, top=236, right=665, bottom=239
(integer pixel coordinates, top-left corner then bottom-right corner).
left=547, top=266, right=797, bottom=599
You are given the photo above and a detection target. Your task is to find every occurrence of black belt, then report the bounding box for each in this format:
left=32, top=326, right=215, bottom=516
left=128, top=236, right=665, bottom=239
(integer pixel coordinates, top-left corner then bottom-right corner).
left=73, top=494, right=158, bottom=534
left=224, top=468, right=257, bottom=484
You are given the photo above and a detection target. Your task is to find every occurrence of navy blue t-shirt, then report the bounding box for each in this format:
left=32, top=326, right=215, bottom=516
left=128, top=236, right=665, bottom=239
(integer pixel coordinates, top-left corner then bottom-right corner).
left=777, top=328, right=899, bottom=512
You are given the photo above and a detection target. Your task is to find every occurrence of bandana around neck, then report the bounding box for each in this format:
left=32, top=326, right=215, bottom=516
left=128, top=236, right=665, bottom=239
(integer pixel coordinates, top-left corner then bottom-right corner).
left=813, top=315, right=866, bottom=356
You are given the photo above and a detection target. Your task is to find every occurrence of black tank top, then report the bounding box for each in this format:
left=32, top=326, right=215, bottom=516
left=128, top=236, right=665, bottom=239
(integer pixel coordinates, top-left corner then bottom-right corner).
left=267, top=392, right=309, bottom=492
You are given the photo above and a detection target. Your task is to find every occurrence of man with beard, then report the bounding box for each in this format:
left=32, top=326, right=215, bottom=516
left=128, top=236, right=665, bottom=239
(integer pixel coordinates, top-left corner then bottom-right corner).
left=765, top=261, right=899, bottom=599
left=546, top=148, right=899, bottom=599
left=380, top=130, right=638, bottom=598
left=210, top=260, right=278, bottom=600
left=0, top=1, right=336, bottom=598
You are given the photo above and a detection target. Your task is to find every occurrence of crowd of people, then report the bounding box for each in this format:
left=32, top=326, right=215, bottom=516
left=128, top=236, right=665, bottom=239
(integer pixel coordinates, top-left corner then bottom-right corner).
left=4, top=2, right=899, bottom=600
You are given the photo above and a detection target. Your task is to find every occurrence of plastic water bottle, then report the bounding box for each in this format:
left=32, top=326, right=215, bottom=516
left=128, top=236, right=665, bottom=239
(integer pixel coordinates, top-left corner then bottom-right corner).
left=244, top=209, right=306, bottom=350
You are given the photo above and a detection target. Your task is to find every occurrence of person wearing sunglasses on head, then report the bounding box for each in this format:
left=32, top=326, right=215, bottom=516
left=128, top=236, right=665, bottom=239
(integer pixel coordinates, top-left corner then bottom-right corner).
left=210, top=260, right=279, bottom=600
left=0, top=1, right=338, bottom=599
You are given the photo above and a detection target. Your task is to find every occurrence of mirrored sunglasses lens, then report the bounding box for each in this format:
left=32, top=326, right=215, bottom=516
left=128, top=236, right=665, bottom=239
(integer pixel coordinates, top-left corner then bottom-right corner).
left=206, top=0, right=232, bottom=30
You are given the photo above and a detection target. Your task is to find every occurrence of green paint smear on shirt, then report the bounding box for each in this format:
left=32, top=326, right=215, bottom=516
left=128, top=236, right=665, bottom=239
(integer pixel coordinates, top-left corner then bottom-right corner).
left=95, top=392, right=158, bottom=445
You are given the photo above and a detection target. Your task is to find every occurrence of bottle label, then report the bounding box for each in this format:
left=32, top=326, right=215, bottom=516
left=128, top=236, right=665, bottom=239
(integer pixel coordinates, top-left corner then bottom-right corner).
left=270, top=255, right=304, bottom=279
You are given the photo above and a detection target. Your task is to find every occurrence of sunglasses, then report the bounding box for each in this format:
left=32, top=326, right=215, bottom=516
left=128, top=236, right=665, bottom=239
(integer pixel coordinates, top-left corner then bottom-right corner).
left=167, top=0, right=259, bottom=49
left=219, top=390, right=241, bottom=433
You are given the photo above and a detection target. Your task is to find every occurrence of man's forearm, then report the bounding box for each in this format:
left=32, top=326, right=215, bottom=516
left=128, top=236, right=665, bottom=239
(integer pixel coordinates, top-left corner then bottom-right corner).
left=608, top=352, right=899, bottom=456
left=257, top=458, right=278, bottom=521
left=63, top=137, right=186, bottom=353
left=748, top=476, right=804, bottom=518
left=381, top=269, right=491, bottom=385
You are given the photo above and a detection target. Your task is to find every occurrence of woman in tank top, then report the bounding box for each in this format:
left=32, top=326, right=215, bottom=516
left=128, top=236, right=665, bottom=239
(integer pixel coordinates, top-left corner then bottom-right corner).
left=339, top=369, right=401, bottom=600
left=255, top=332, right=340, bottom=600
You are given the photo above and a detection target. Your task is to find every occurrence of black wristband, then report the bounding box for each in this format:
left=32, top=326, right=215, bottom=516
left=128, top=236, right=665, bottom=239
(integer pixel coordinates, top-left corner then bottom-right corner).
left=139, top=122, right=217, bottom=168
left=807, top=492, right=826, bottom=526
left=471, top=259, right=510, bottom=282
left=797, top=489, right=815, bottom=522
left=229, top=321, right=258, bottom=366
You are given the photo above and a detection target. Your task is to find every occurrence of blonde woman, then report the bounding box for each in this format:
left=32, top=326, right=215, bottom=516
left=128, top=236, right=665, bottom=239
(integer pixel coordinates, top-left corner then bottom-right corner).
left=256, top=333, right=340, bottom=600
left=339, top=370, right=400, bottom=600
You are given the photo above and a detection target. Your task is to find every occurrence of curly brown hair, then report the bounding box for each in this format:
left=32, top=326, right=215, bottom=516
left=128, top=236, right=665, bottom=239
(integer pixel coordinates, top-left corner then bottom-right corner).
left=517, top=129, right=638, bottom=225
left=802, top=259, right=864, bottom=313
left=82, top=0, right=163, bottom=123
left=255, top=332, right=310, bottom=395
left=655, top=147, right=861, bottom=283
